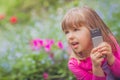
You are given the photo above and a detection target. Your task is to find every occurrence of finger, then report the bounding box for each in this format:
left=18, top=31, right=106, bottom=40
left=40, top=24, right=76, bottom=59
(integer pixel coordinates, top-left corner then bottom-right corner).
left=92, top=52, right=102, bottom=60
left=98, top=46, right=112, bottom=55
left=95, top=52, right=103, bottom=59
left=91, top=47, right=99, bottom=54
left=98, top=46, right=109, bottom=52
left=101, top=51, right=110, bottom=55
left=92, top=42, right=108, bottom=53
left=98, top=57, right=104, bottom=63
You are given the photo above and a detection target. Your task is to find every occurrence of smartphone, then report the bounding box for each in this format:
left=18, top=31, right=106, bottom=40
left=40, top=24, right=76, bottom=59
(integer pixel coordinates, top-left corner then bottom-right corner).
left=90, top=28, right=103, bottom=48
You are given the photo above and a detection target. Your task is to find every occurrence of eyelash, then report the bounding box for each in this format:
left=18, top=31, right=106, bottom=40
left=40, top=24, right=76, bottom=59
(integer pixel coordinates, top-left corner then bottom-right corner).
left=65, top=31, right=69, bottom=34
left=64, top=28, right=80, bottom=34
left=74, top=28, right=79, bottom=31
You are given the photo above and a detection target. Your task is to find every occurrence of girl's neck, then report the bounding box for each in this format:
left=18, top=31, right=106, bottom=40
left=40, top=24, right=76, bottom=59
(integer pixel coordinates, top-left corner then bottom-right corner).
left=77, top=49, right=91, bottom=60
left=79, top=52, right=89, bottom=58
left=71, top=47, right=92, bottom=60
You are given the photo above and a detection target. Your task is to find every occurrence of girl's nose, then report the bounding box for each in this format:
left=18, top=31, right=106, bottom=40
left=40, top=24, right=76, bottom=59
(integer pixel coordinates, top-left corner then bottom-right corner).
left=67, top=33, right=74, bottom=40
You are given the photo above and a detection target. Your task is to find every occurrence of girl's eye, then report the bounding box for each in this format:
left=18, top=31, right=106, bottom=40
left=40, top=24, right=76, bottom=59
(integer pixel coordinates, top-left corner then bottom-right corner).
left=74, top=28, right=79, bottom=31
left=64, top=31, right=69, bottom=34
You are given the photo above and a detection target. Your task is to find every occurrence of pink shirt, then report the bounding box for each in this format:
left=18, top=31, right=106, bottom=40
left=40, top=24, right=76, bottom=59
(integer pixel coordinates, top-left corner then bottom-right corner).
left=68, top=57, right=120, bottom=80
left=68, top=36, right=120, bottom=80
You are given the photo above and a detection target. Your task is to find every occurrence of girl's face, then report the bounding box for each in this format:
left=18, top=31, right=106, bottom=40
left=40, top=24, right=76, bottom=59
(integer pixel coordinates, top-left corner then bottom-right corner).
left=64, top=26, right=93, bottom=54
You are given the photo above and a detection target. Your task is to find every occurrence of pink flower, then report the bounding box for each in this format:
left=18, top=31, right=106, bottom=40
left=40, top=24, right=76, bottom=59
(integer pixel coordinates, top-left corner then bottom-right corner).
left=39, top=40, right=43, bottom=46
left=57, top=41, right=64, bottom=49
left=45, top=39, right=54, bottom=45
left=43, top=72, right=48, bottom=80
left=44, top=39, right=54, bottom=52
left=49, top=39, right=54, bottom=45
left=44, top=44, right=51, bottom=52
left=31, top=39, right=44, bottom=50
left=10, top=16, right=17, bottom=24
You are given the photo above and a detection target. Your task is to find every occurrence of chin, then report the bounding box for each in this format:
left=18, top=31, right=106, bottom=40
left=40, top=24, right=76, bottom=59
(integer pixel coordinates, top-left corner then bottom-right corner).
left=73, top=49, right=81, bottom=54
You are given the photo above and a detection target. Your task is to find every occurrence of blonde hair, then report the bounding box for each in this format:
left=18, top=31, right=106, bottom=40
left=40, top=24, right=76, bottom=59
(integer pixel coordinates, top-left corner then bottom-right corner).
left=61, top=6, right=117, bottom=59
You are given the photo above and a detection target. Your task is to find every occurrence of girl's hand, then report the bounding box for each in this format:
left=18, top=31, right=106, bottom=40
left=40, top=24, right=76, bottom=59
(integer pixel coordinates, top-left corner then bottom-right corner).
left=90, top=47, right=104, bottom=68
left=90, top=47, right=105, bottom=77
left=90, top=42, right=108, bottom=77
left=96, top=42, right=115, bottom=65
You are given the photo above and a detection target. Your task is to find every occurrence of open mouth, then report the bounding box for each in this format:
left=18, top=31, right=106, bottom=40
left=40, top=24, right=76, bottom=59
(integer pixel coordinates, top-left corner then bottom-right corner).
left=71, top=42, right=79, bottom=48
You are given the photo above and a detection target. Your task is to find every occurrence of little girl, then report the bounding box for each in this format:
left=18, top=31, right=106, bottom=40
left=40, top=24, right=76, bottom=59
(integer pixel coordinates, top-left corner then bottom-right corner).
left=61, top=6, right=120, bottom=80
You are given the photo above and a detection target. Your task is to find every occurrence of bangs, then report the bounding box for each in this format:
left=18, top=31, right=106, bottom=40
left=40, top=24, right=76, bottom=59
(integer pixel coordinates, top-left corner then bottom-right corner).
left=62, top=11, right=86, bottom=31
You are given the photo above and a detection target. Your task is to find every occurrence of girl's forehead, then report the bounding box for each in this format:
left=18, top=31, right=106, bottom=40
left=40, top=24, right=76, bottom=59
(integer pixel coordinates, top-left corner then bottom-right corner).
left=65, top=25, right=80, bottom=30
left=62, top=11, right=87, bottom=31
left=62, top=19, right=86, bottom=31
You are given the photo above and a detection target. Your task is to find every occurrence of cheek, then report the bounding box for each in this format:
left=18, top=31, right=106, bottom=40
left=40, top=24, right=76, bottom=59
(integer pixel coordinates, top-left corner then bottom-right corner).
left=79, top=32, right=92, bottom=47
left=85, top=32, right=92, bottom=43
left=65, top=35, right=69, bottom=42
left=85, top=33, right=93, bottom=48
left=65, top=35, right=71, bottom=44
left=78, top=31, right=91, bottom=41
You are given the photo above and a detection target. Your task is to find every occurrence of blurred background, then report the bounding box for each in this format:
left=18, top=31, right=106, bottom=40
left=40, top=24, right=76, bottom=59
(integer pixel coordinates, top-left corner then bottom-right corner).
left=0, top=0, right=120, bottom=80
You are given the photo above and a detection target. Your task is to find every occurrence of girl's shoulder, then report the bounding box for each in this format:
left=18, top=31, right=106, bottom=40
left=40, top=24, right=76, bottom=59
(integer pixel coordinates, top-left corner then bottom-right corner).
left=68, top=53, right=80, bottom=65
left=68, top=57, right=80, bottom=69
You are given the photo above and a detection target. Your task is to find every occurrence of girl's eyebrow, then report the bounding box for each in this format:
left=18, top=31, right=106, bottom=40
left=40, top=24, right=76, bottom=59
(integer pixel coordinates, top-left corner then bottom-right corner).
left=63, top=29, right=68, bottom=32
